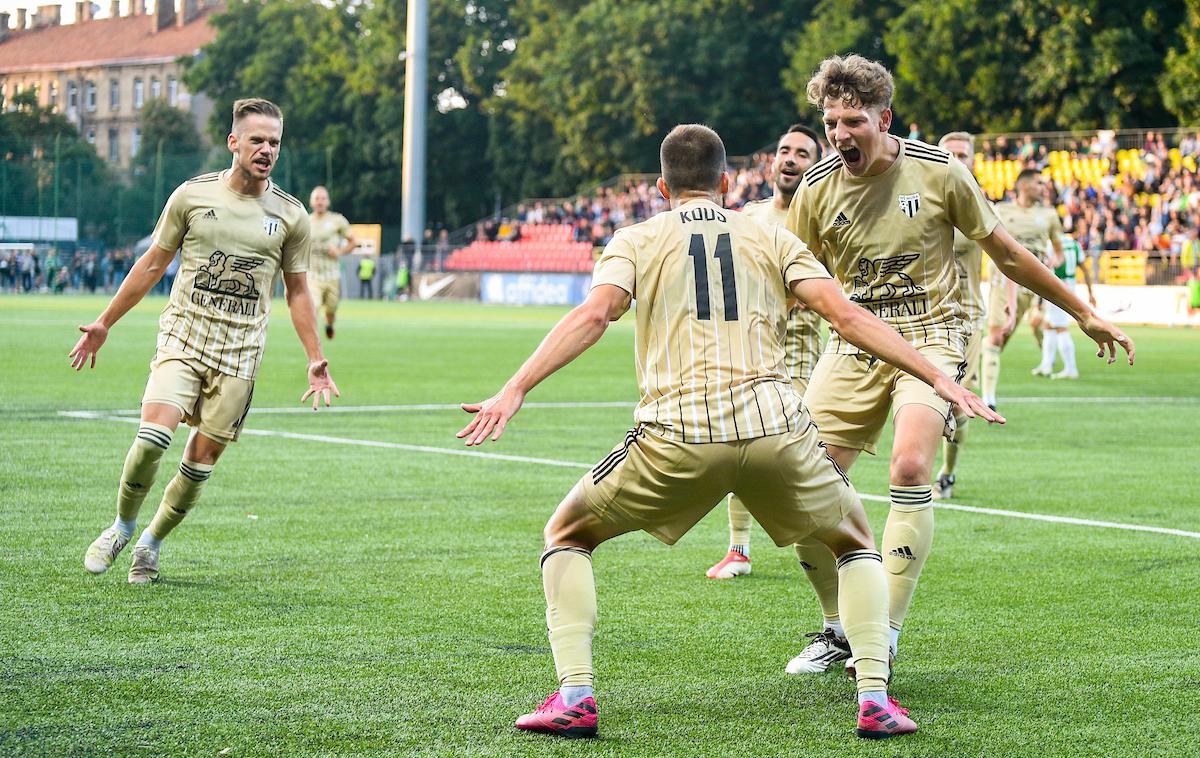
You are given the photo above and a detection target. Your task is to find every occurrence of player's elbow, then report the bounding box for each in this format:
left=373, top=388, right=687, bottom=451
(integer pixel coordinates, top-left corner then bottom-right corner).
left=826, top=301, right=863, bottom=337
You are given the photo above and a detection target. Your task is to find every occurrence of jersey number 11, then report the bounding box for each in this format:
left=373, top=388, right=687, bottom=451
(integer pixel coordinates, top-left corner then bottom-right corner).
left=688, top=233, right=738, bottom=321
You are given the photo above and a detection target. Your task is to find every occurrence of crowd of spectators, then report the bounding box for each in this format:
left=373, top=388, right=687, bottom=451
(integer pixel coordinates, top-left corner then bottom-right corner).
left=978, top=130, right=1200, bottom=272
left=472, top=153, right=777, bottom=248
left=466, top=128, right=1200, bottom=280
left=0, top=247, right=139, bottom=294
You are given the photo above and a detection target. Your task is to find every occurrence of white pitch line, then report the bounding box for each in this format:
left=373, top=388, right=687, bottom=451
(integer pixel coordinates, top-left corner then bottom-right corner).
left=60, top=410, right=1200, bottom=541
left=65, top=395, right=1200, bottom=418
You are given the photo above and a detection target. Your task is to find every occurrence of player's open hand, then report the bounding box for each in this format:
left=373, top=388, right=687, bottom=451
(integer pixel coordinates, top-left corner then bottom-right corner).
left=458, top=386, right=526, bottom=446
left=933, top=375, right=1005, bottom=425
left=68, top=322, right=108, bottom=370
left=1080, top=314, right=1135, bottom=366
left=302, top=359, right=340, bottom=410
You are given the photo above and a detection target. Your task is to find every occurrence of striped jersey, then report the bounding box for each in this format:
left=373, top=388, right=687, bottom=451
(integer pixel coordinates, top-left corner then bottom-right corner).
left=150, top=171, right=311, bottom=380
left=741, top=198, right=823, bottom=390
left=786, top=138, right=998, bottom=355
left=591, top=198, right=832, bottom=443
left=308, top=211, right=352, bottom=282
left=989, top=200, right=1062, bottom=291
left=952, top=228, right=986, bottom=324
left=1055, top=233, right=1082, bottom=283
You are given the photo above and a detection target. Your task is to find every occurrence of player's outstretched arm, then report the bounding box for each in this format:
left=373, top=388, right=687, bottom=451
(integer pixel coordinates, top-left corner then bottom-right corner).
left=458, top=284, right=631, bottom=447
left=793, top=277, right=1004, bottom=424
left=980, top=226, right=1134, bottom=365
left=68, top=244, right=176, bottom=370
left=283, top=271, right=340, bottom=409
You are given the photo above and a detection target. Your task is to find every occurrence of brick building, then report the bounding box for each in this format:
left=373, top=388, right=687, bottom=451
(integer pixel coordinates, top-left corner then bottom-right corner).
left=0, top=1, right=219, bottom=167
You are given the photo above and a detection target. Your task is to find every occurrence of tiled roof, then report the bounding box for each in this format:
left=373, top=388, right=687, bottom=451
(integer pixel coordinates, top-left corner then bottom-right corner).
left=0, top=11, right=217, bottom=73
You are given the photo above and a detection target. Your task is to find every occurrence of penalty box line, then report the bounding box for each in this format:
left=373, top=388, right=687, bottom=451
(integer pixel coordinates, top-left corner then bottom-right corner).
left=60, top=410, right=1200, bottom=542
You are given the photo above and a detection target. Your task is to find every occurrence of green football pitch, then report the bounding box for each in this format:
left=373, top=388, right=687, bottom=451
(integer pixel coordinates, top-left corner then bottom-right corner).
left=2, top=295, right=1198, bottom=756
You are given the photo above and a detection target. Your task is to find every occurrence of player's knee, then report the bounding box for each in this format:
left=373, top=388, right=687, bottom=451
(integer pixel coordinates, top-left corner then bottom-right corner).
left=890, top=453, right=931, bottom=486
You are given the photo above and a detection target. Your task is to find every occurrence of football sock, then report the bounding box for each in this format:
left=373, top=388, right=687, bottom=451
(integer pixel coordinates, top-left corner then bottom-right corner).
left=1038, top=329, right=1057, bottom=372
left=112, top=517, right=137, bottom=539
left=542, top=546, right=596, bottom=690
left=136, top=528, right=162, bottom=550
left=939, top=415, right=968, bottom=478
left=560, top=685, right=593, bottom=707
left=116, top=423, right=173, bottom=523
left=882, top=486, right=935, bottom=635
left=727, top=496, right=752, bottom=556
left=146, top=459, right=213, bottom=541
left=795, top=538, right=842, bottom=628
left=981, top=343, right=1002, bottom=405
left=836, top=549, right=890, bottom=695
left=827, top=618, right=846, bottom=639
left=1059, top=330, right=1077, bottom=374
left=859, top=691, right=888, bottom=707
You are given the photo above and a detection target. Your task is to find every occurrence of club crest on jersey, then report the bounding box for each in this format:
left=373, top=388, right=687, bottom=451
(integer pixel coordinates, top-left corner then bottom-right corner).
left=898, top=193, right=921, bottom=218
left=262, top=215, right=281, bottom=236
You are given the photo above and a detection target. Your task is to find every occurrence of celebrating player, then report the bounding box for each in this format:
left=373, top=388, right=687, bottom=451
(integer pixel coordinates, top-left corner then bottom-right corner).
left=459, top=124, right=1004, bottom=740
left=705, top=123, right=825, bottom=580
left=783, top=55, right=1133, bottom=676
left=980, top=169, right=1064, bottom=408
left=307, top=186, right=356, bottom=340
left=933, top=131, right=987, bottom=500
left=1032, top=229, right=1097, bottom=379
left=74, top=98, right=339, bottom=584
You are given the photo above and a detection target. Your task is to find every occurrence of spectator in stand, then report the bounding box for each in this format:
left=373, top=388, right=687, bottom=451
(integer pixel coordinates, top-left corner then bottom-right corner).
left=435, top=229, right=450, bottom=271
left=19, top=250, right=35, bottom=292
left=0, top=253, right=11, bottom=291
left=44, top=249, right=61, bottom=293
left=907, top=122, right=922, bottom=142
left=53, top=265, right=69, bottom=294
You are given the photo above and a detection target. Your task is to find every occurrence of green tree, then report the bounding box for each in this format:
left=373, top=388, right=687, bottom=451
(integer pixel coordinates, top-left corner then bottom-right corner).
left=0, top=90, right=116, bottom=242
left=886, top=0, right=1184, bottom=135
left=496, top=0, right=815, bottom=189
left=118, top=100, right=208, bottom=237
left=1160, top=0, right=1200, bottom=125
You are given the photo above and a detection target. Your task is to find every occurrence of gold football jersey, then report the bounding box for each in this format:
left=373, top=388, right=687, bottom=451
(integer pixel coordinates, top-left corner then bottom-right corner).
left=150, top=171, right=311, bottom=380
left=742, top=198, right=823, bottom=387
left=308, top=211, right=352, bottom=282
left=786, top=138, right=998, bottom=355
left=592, top=198, right=832, bottom=443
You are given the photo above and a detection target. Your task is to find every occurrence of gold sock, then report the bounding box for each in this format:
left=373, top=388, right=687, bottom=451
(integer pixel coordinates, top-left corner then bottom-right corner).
left=836, top=549, right=890, bottom=694
left=727, top=495, right=752, bottom=551
left=881, top=486, right=935, bottom=632
left=939, top=415, right=968, bottom=477
left=795, top=538, right=841, bottom=627
left=542, top=546, right=597, bottom=688
left=147, top=459, right=213, bottom=541
left=981, top=343, right=1002, bottom=400
left=117, top=424, right=173, bottom=523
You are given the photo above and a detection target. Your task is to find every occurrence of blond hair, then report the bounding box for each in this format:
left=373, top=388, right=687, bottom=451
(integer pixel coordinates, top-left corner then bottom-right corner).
left=938, top=131, right=975, bottom=149
left=805, top=55, right=894, bottom=112
left=231, top=98, right=283, bottom=133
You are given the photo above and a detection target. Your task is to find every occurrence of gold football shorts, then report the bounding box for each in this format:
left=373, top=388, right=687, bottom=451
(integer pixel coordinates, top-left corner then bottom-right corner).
left=142, top=354, right=255, bottom=444
left=579, top=411, right=856, bottom=547
left=804, top=342, right=966, bottom=455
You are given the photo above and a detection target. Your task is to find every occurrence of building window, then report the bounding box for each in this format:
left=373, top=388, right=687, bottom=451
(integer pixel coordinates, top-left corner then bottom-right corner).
left=68, top=82, right=78, bottom=110
left=86, top=81, right=96, bottom=112
left=134, top=78, right=144, bottom=109
left=131, top=127, right=141, bottom=157
left=109, top=79, right=119, bottom=110
left=86, top=127, right=95, bottom=144
left=167, top=77, right=177, bottom=106
left=150, top=77, right=161, bottom=100
left=49, top=81, right=58, bottom=109
left=107, top=128, right=119, bottom=161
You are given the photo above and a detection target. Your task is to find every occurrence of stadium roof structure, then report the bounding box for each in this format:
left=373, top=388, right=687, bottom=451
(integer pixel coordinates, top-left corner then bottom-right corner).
left=0, top=9, right=217, bottom=74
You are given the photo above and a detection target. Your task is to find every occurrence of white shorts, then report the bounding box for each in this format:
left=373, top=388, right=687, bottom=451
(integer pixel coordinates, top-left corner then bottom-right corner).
left=1044, top=299, right=1071, bottom=328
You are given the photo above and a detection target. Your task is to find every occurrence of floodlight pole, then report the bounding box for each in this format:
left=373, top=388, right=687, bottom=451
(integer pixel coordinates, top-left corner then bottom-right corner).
left=401, top=0, right=428, bottom=258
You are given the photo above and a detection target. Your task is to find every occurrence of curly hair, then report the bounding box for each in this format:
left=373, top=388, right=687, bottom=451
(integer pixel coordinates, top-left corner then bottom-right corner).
left=805, top=54, right=894, bottom=112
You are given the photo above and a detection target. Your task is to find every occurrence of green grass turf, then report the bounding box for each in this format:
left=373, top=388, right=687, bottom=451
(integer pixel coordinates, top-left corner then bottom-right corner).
left=2, top=295, right=1198, bottom=756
